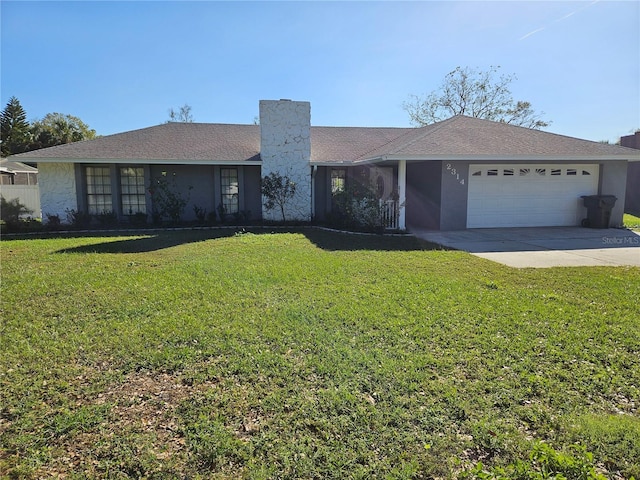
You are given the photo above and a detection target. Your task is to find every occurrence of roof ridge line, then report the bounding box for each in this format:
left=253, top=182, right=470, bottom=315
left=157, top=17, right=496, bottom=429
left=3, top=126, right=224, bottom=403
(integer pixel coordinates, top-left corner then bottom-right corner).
left=383, top=116, right=461, bottom=156
left=352, top=128, right=419, bottom=161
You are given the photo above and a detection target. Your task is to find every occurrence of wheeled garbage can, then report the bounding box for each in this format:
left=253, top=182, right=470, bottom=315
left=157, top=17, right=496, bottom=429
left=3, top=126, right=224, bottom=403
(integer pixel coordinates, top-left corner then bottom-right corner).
left=581, top=195, right=617, bottom=228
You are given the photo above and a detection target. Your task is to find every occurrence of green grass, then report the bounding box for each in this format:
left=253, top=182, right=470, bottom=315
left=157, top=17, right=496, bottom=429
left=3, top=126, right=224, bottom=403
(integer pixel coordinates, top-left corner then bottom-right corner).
left=624, top=213, right=640, bottom=229
left=1, top=228, right=639, bottom=479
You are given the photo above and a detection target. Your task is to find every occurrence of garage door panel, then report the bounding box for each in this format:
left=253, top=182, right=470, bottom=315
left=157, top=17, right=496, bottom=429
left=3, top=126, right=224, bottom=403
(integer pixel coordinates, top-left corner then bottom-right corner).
left=467, top=164, right=598, bottom=228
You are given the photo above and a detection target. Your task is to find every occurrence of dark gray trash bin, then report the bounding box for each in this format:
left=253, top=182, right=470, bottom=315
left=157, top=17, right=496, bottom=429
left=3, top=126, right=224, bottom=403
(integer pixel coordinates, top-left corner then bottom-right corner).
left=581, top=195, right=617, bottom=228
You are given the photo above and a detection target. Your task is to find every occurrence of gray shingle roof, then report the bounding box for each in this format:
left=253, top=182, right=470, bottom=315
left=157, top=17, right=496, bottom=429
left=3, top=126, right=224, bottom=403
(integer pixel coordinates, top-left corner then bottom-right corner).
left=311, top=126, right=414, bottom=163
left=11, top=115, right=639, bottom=164
left=363, top=116, right=639, bottom=159
left=13, top=123, right=262, bottom=163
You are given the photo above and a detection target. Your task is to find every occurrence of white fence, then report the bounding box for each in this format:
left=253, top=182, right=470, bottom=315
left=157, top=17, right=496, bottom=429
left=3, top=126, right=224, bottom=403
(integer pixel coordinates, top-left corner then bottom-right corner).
left=0, top=185, right=41, bottom=219
left=380, top=199, right=399, bottom=230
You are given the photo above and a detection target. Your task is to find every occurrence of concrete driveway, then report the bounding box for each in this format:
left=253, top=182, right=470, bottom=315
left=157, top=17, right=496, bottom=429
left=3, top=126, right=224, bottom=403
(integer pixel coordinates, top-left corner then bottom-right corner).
left=412, top=227, right=640, bottom=268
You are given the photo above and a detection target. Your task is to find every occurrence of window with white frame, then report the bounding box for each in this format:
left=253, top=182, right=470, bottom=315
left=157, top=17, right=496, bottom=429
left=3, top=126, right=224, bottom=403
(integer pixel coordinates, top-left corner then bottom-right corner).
left=120, top=167, right=146, bottom=215
left=86, top=166, right=112, bottom=214
left=220, top=168, right=239, bottom=214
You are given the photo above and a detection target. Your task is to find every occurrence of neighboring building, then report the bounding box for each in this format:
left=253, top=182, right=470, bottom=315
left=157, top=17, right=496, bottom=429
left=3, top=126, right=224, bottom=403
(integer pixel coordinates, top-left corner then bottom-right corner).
left=0, top=159, right=40, bottom=218
left=10, top=99, right=640, bottom=230
left=620, top=131, right=640, bottom=215
left=0, top=159, right=38, bottom=185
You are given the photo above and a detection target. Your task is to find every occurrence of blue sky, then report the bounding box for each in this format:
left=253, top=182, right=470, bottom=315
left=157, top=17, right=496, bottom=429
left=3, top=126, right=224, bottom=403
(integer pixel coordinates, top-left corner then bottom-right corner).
left=1, top=1, right=638, bottom=142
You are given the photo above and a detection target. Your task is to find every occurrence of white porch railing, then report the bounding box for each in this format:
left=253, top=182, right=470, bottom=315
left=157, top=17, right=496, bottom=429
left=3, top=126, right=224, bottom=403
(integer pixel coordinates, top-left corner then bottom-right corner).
left=379, top=199, right=399, bottom=230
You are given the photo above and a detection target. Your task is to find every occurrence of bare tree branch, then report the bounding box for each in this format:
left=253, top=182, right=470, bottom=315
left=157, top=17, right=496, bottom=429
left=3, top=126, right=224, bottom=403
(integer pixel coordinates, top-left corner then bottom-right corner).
left=403, top=66, right=549, bottom=129
left=167, top=104, right=194, bottom=123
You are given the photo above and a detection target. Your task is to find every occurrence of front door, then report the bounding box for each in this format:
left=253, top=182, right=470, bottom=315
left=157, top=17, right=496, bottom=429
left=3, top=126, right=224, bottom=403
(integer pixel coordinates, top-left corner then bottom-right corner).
left=370, top=167, right=394, bottom=200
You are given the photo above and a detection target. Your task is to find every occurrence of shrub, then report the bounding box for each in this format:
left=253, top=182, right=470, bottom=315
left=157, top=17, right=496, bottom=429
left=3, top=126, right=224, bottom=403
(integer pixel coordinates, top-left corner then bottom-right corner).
left=97, top=210, right=118, bottom=227
left=232, top=210, right=251, bottom=224
left=65, top=208, right=92, bottom=228
left=261, top=171, right=296, bottom=222
left=193, top=205, right=207, bottom=223
left=330, top=181, right=384, bottom=231
left=45, top=212, right=61, bottom=229
left=129, top=212, right=148, bottom=226
left=216, top=203, right=226, bottom=223
left=148, top=173, right=192, bottom=224
left=207, top=210, right=218, bottom=225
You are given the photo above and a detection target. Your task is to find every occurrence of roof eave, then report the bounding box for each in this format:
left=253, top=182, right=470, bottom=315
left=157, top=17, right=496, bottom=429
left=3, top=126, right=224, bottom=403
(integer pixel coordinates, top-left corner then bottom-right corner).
left=18, top=157, right=263, bottom=166
left=358, top=154, right=640, bottom=163
left=310, top=160, right=353, bottom=167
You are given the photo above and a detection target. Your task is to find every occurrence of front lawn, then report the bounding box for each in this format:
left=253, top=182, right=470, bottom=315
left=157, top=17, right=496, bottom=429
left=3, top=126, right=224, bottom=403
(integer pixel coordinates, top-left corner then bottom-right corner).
left=1, top=229, right=639, bottom=479
left=624, top=213, right=640, bottom=229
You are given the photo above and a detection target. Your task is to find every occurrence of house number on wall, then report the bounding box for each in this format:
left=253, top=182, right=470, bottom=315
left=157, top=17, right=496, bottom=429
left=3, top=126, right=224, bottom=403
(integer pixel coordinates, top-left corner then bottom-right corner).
left=446, top=163, right=466, bottom=185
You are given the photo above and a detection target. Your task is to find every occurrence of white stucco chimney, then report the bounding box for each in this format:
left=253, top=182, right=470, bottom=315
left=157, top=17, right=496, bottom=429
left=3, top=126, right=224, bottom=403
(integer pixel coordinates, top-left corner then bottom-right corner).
left=259, top=99, right=312, bottom=221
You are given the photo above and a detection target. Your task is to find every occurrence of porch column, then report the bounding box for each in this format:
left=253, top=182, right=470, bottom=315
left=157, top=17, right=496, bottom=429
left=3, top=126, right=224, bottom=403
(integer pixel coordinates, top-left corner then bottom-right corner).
left=398, top=159, right=406, bottom=230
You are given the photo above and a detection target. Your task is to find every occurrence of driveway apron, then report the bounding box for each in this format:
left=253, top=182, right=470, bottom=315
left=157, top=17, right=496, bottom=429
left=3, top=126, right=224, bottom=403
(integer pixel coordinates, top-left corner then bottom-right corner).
left=412, top=227, right=640, bottom=268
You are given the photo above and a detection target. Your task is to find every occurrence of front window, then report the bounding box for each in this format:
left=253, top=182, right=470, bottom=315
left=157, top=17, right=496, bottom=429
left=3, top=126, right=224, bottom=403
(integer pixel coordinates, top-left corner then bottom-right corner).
left=331, top=169, right=346, bottom=194
left=120, top=167, right=146, bottom=215
left=86, top=166, right=112, bottom=214
left=220, top=168, right=239, bottom=214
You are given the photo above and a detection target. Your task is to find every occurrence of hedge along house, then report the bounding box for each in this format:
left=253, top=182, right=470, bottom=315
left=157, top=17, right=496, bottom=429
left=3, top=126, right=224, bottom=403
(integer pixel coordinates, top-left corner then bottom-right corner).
left=12, top=99, right=640, bottom=230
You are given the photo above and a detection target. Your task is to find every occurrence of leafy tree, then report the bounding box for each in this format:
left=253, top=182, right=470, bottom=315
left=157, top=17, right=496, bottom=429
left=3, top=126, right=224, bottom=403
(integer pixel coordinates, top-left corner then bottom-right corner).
left=167, top=104, right=194, bottom=123
left=403, top=66, right=549, bottom=129
left=261, top=172, right=296, bottom=222
left=1, top=96, right=31, bottom=156
left=30, top=113, right=97, bottom=150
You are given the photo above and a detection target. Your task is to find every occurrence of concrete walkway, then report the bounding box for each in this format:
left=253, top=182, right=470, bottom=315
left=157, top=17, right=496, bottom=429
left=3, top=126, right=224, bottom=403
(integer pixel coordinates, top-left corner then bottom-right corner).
left=412, top=227, right=640, bottom=268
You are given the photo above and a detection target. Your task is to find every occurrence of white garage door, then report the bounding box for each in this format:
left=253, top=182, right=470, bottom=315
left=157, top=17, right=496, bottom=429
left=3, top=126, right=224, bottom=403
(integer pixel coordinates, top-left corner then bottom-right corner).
left=467, top=164, right=599, bottom=228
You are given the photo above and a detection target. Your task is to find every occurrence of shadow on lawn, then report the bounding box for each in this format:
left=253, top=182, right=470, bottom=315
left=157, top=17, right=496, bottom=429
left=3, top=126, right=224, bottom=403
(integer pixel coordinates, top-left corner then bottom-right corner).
left=302, top=228, right=441, bottom=251
left=53, top=227, right=441, bottom=254
left=54, top=229, right=237, bottom=254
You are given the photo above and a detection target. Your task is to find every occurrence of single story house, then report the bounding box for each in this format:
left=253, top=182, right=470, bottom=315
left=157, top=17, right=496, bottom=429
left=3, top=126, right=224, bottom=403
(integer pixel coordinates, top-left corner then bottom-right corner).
left=11, top=99, right=640, bottom=230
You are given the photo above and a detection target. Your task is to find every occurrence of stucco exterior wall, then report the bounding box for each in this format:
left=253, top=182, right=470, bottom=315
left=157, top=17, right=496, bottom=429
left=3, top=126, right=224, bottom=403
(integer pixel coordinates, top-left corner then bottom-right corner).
left=147, top=164, right=263, bottom=222
left=621, top=132, right=640, bottom=215
left=149, top=165, right=213, bottom=221
left=313, top=167, right=329, bottom=221
left=39, top=162, right=77, bottom=222
left=406, top=162, right=442, bottom=230
left=625, top=163, right=640, bottom=215
left=259, top=100, right=312, bottom=221
left=439, top=161, right=470, bottom=231
left=243, top=165, right=263, bottom=221
left=599, top=160, right=627, bottom=227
